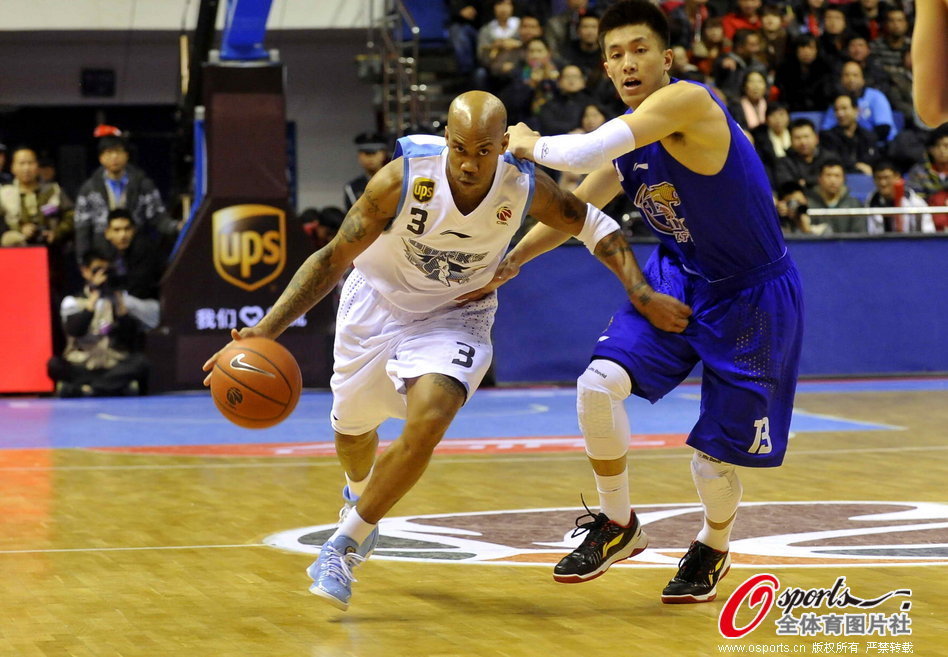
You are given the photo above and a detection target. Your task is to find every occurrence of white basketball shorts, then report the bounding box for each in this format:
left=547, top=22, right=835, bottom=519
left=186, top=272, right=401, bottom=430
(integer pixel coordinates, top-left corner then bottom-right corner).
left=329, top=269, right=496, bottom=436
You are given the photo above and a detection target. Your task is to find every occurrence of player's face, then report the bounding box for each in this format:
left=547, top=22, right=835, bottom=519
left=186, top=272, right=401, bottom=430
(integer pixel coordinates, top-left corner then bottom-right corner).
left=444, top=125, right=508, bottom=195
left=602, top=24, right=673, bottom=109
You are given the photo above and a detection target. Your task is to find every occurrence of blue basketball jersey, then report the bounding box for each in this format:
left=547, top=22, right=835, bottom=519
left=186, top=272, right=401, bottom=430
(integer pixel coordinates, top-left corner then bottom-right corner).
left=614, top=79, right=786, bottom=282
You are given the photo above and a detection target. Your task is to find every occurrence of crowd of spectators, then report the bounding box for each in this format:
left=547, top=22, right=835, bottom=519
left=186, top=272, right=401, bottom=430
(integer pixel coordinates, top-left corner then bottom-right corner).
left=0, top=128, right=174, bottom=397
left=448, top=0, right=948, bottom=235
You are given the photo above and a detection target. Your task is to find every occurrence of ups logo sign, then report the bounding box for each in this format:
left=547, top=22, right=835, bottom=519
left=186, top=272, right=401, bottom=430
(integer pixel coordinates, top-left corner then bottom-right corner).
left=213, top=204, right=286, bottom=291
left=413, top=178, right=435, bottom=203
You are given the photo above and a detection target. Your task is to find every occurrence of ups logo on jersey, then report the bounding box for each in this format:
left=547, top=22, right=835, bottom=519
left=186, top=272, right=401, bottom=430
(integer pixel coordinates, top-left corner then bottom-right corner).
left=413, top=178, right=435, bottom=203
left=212, top=204, right=286, bottom=292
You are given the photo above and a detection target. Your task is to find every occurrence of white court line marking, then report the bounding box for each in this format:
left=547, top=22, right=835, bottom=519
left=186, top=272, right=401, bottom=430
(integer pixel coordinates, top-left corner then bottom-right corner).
left=0, top=543, right=266, bottom=555
left=2, top=443, right=948, bottom=471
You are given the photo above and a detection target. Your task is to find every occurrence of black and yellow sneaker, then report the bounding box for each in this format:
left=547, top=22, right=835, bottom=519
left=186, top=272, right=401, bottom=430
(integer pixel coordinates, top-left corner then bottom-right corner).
left=661, top=540, right=731, bottom=604
left=553, top=505, right=649, bottom=583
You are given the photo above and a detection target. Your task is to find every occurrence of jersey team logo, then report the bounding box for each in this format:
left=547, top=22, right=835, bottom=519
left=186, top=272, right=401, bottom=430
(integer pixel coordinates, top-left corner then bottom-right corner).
left=402, top=237, right=489, bottom=286
left=634, top=181, right=692, bottom=244
left=412, top=178, right=435, bottom=203
left=265, top=501, right=948, bottom=568
left=212, top=204, right=286, bottom=291
left=496, top=206, right=512, bottom=224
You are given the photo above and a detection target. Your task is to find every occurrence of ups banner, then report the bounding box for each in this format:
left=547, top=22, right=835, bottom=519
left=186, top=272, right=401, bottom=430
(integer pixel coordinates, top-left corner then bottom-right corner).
left=148, top=197, right=333, bottom=392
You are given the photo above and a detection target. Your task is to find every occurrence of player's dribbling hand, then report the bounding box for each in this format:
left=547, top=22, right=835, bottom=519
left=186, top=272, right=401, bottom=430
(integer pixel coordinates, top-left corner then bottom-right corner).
left=455, top=256, right=521, bottom=305
left=201, top=327, right=264, bottom=386
left=507, top=122, right=541, bottom=160
left=630, top=285, right=693, bottom=333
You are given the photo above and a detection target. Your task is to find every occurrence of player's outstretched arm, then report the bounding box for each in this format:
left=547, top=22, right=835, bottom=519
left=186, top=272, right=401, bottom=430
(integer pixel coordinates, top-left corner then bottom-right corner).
left=528, top=170, right=691, bottom=333
left=201, top=160, right=403, bottom=384
left=508, top=83, right=712, bottom=173
left=912, top=0, right=948, bottom=127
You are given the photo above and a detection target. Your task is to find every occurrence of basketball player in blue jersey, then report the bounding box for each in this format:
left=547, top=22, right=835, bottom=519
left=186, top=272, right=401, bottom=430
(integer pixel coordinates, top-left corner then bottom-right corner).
left=475, top=0, right=805, bottom=603
left=202, top=90, right=692, bottom=610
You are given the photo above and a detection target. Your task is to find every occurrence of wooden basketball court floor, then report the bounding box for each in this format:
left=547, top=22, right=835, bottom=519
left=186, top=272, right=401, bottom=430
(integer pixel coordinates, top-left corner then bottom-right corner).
left=2, top=378, right=946, bottom=656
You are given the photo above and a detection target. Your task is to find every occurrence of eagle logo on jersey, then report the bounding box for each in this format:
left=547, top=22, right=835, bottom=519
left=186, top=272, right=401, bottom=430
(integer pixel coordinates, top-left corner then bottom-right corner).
left=402, top=238, right=489, bottom=287
left=634, top=181, right=692, bottom=243
left=412, top=178, right=436, bottom=203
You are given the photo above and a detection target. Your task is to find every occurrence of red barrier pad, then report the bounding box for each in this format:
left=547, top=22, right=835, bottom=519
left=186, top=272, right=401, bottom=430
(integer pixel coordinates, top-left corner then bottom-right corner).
left=0, top=248, right=53, bottom=393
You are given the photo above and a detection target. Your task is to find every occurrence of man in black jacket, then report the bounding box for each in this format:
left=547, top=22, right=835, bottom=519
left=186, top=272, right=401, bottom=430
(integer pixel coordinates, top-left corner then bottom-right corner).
left=74, top=131, right=177, bottom=263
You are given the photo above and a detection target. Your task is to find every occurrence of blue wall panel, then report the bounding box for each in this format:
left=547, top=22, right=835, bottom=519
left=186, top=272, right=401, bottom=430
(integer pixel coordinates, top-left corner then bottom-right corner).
left=493, top=237, right=948, bottom=383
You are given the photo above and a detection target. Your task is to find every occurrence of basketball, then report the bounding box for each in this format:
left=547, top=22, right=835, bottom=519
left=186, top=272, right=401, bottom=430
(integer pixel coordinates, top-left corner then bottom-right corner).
left=210, top=337, right=302, bottom=429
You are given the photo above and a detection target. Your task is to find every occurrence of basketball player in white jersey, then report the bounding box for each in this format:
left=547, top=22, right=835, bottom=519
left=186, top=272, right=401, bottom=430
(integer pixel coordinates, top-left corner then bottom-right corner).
left=202, top=91, right=691, bottom=610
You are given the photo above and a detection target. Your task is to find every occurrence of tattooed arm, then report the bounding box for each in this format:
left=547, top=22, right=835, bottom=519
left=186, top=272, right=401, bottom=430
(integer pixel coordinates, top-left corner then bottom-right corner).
left=202, top=159, right=403, bottom=383
left=528, top=170, right=691, bottom=333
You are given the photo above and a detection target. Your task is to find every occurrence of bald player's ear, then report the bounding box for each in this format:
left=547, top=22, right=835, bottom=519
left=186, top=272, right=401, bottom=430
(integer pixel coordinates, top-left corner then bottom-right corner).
left=501, top=132, right=510, bottom=152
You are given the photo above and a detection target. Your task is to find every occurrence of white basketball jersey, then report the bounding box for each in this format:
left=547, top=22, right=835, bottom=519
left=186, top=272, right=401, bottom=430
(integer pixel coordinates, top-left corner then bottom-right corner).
left=353, top=135, right=535, bottom=313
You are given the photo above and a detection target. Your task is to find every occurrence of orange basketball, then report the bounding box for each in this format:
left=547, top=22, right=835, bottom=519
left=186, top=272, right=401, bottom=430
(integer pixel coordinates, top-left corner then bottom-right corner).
left=210, top=337, right=302, bottom=429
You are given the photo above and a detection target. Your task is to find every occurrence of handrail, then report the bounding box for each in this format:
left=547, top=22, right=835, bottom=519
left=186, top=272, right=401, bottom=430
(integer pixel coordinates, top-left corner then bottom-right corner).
left=807, top=206, right=948, bottom=216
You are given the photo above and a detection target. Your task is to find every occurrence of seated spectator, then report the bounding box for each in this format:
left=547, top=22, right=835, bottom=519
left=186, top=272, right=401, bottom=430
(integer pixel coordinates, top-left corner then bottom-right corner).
left=905, top=127, right=948, bottom=232
left=728, top=70, right=770, bottom=130
left=477, top=0, right=521, bottom=79
left=37, top=153, right=58, bottom=185
left=300, top=206, right=345, bottom=250
left=713, top=28, right=768, bottom=103
left=775, top=118, right=840, bottom=191
left=691, top=17, right=730, bottom=79
left=545, top=0, right=591, bottom=59
left=102, top=208, right=163, bottom=305
left=448, top=1, right=485, bottom=77
left=821, top=60, right=897, bottom=142
left=805, top=159, right=867, bottom=233
left=846, top=0, right=888, bottom=42
left=538, top=65, right=593, bottom=136
left=0, top=143, right=11, bottom=185
left=485, top=13, right=544, bottom=92
left=74, top=128, right=177, bottom=264
left=842, top=35, right=891, bottom=94
left=866, top=160, right=935, bottom=233
left=343, top=132, right=390, bottom=211
left=0, top=146, right=73, bottom=248
left=871, top=8, right=911, bottom=86
left=820, top=93, right=879, bottom=174
left=47, top=249, right=150, bottom=397
left=500, top=37, right=561, bottom=125
left=775, top=181, right=826, bottom=235
left=759, top=4, right=790, bottom=71
left=775, top=34, right=834, bottom=112
left=819, top=7, right=854, bottom=71
left=670, top=45, right=705, bottom=83
left=666, top=0, right=712, bottom=50
left=795, top=0, right=825, bottom=37
left=752, top=102, right=792, bottom=183
left=556, top=102, right=610, bottom=192
left=722, top=0, right=762, bottom=41
left=561, top=13, right=604, bottom=87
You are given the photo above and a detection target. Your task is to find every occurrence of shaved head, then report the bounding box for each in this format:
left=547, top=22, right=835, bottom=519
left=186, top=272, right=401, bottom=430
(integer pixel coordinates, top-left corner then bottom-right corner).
left=447, top=91, right=507, bottom=139
left=443, top=91, right=510, bottom=202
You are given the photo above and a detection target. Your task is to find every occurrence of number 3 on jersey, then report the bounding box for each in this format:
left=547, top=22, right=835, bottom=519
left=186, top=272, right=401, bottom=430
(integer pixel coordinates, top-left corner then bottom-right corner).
left=407, top=207, right=428, bottom=235
left=749, top=417, right=772, bottom=454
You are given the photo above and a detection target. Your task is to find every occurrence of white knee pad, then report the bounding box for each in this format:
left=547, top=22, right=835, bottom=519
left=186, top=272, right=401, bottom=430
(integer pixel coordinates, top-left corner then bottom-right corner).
left=577, top=360, right=632, bottom=461
left=691, top=451, right=743, bottom=523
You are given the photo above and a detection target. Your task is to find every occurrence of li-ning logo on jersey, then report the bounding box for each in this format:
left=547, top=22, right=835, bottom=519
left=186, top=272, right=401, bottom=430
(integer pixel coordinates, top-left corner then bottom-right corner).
left=412, top=178, right=435, bottom=203
left=634, top=181, right=692, bottom=244
left=402, top=237, right=488, bottom=287
left=496, top=206, right=512, bottom=224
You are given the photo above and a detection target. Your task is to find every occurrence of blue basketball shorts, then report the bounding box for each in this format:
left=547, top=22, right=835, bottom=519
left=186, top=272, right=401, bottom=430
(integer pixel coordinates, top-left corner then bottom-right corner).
left=592, top=248, right=805, bottom=467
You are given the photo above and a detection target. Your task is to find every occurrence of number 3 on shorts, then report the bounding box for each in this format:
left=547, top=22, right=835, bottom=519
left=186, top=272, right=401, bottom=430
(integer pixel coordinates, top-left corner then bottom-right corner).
left=452, top=342, right=475, bottom=368
left=749, top=417, right=772, bottom=454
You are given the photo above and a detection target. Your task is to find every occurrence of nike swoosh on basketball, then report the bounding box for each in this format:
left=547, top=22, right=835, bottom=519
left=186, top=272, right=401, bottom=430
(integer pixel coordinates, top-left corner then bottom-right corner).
left=230, top=353, right=276, bottom=377
left=633, top=162, right=649, bottom=171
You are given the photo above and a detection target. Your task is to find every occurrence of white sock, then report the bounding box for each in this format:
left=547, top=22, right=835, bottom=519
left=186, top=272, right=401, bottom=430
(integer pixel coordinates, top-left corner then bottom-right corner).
left=333, top=508, right=377, bottom=547
left=346, top=466, right=373, bottom=498
left=691, top=453, right=742, bottom=552
left=595, top=470, right=632, bottom=526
